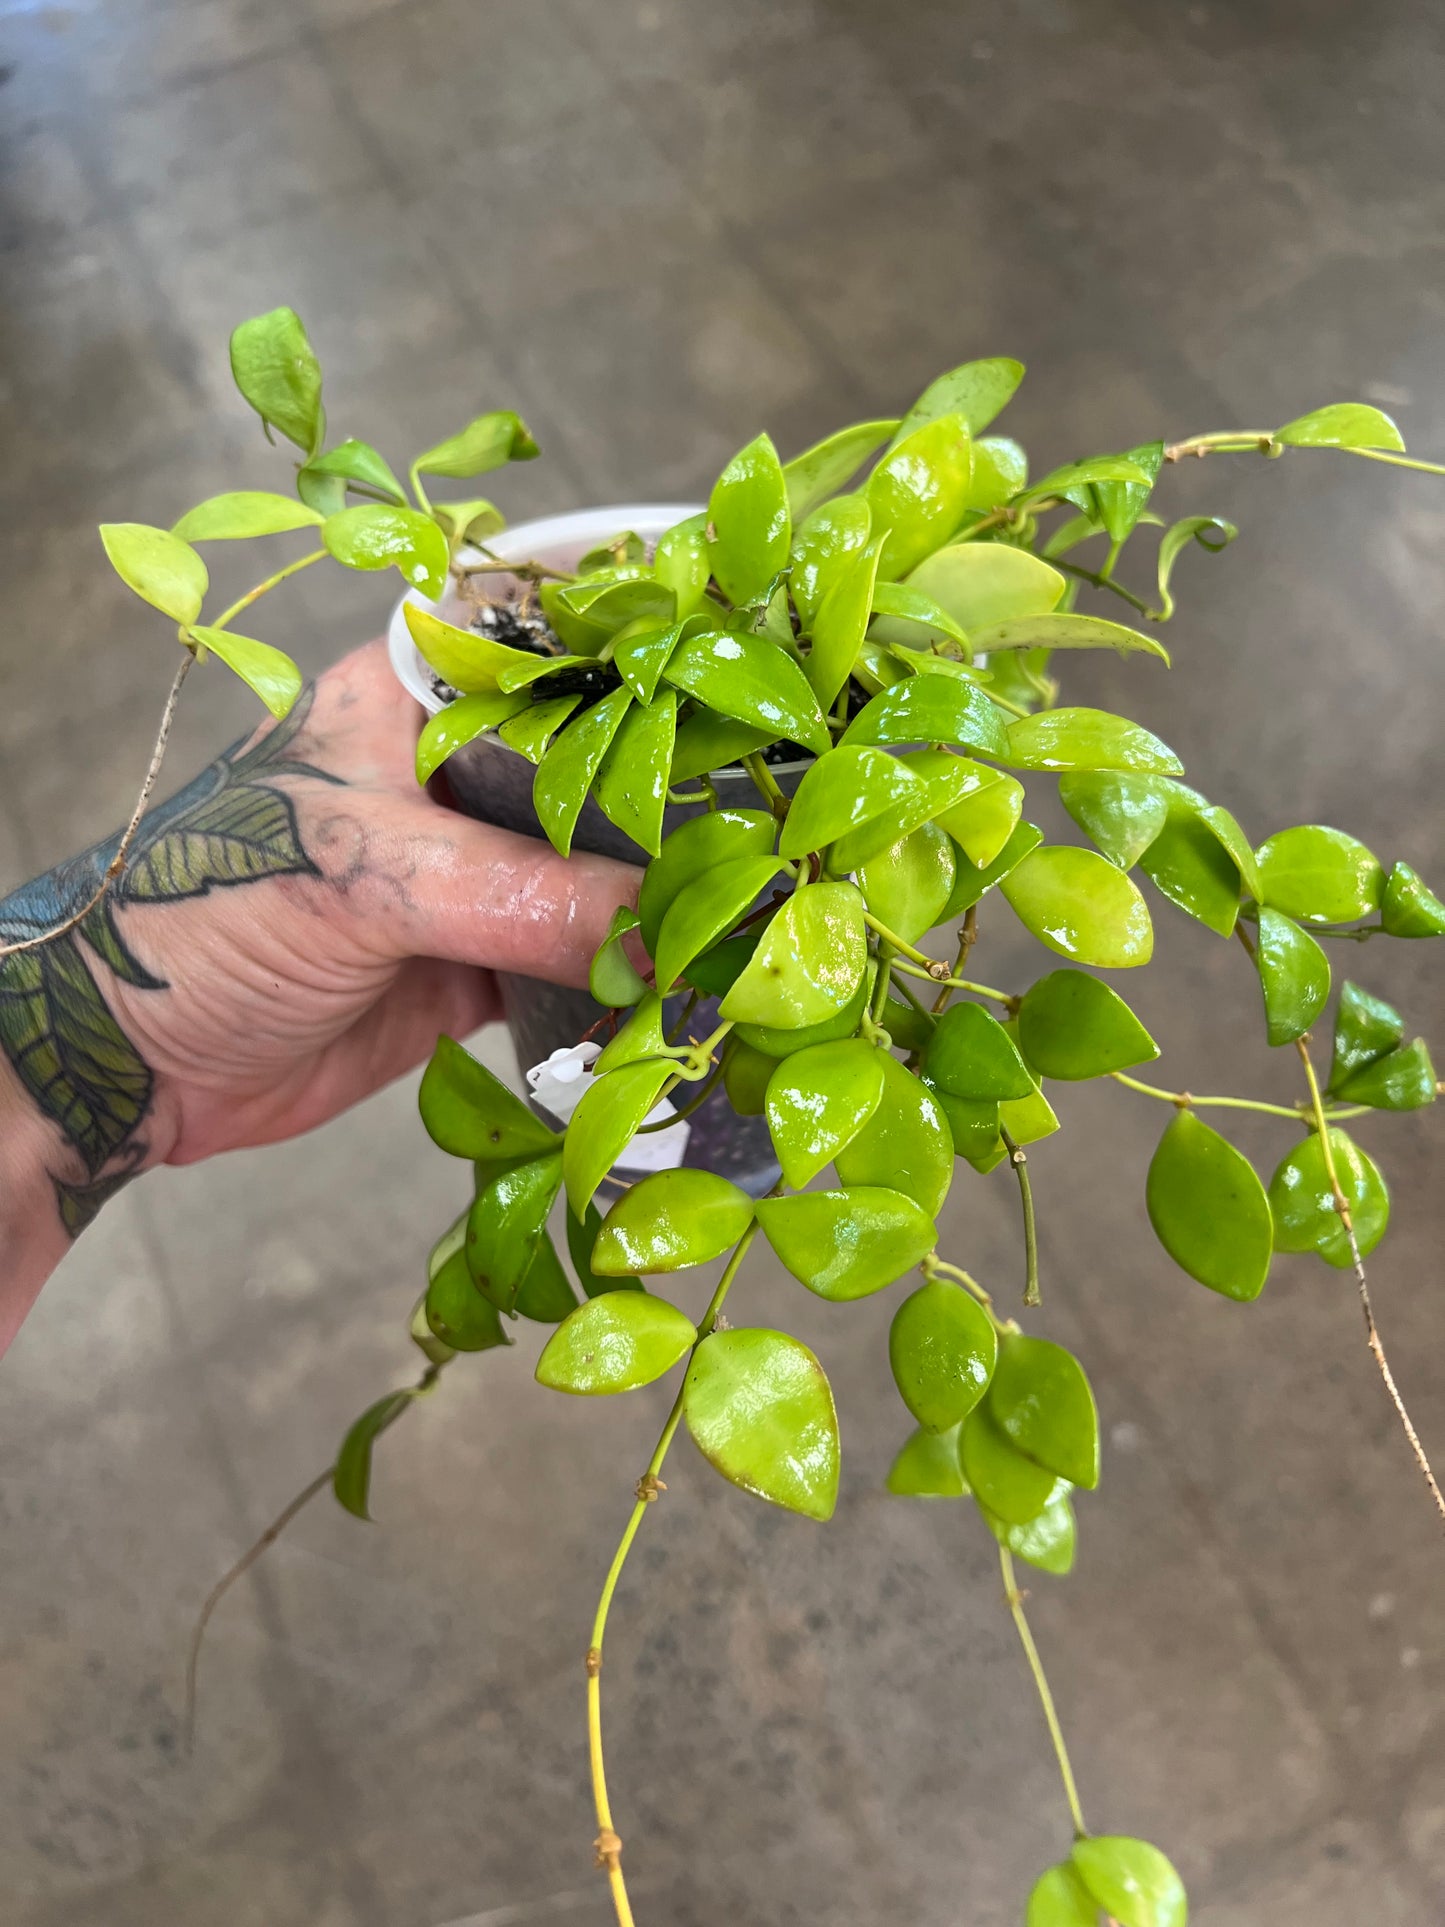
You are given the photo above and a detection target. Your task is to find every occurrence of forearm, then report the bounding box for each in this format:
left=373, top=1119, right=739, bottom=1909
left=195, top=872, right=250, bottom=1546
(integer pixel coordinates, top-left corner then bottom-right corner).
left=0, top=1068, right=77, bottom=1353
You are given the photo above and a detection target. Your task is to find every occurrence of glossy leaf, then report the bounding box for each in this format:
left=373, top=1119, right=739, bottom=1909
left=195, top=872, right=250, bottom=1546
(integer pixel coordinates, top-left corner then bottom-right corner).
left=1382, top=861, right=1445, bottom=937
left=972, top=611, right=1169, bottom=664
left=708, top=432, right=791, bottom=606
left=784, top=419, right=897, bottom=520
left=1274, top=402, right=1404, bottom=451
left=536, top=1291, right=696, bottom=1395
left=1006, top=707, right=1183, bottom=776
left=608, top=615, right=679, bottom=703
left=791, top=493, right=873, bottom=628
left=652, top=514, right=711, bottom=619
left=1328, top=980, right=1402, bottom=1089
left=664, top=628, right=830, bottom=754
left=840, top=674, right=1010, bottom=760
left=867, top=413, right=974, bottom=580
left=413, top=409, right=537, bottom=479
left=734, top=960, right=875, bottom=1058
left=638, top=808, right=776, bottom=951
left=1070, top=1837, right=1188, bottom=1927
left=828, top=747, right=983, bottom=871
left=684, top=1329, right=840, bottom=1520
left=1016, top=451, right=1154, bottom=507
left=764, top=1038, right=886, bottom=1187
left=897, top=541, right=1064, bottom=636
left=756, top=1186, right=934, bottom=1302
left=887, top=1424, right=967, bottom=1498
left=1154, top=514, right=1236, bottom=620
left=983, top=1488, right=1077, bottom=1577
left=1002, top=846, right=1154, bottom=967
left=723, top=1038, right=775, bottom=1116
left=720, top=881, right=867, bottom=1027
left=989, top=1333, right=1099, bottom=1488
left=593, top=995, right=678, bottom=1075
left=467, top=1152, right=563, bottom=1312
left=960, top=1404, right=1062, bottom=1524
left=1255, top=824, right=1384, bottom=925
left=1334, top=1036, right=1436, bottom=1111
left=1017, top=969, right=1159, bottom=1079
left=1090, top=440, right=1164, bottom=543
left=514, top=1232, right=579, bottom=1323
left=173, top=491, right=324, bottom=541
left=892, top=357, right=1024, bottom=443
left=1146, top=1110, right=1272, bottom=1300
left=589, top=906, right=648, bottom=1007
left=416, top=690, right=528, bottom=782
left=593, top=1169, right=755, bottom=1274
left=187, top=624, right=302, bottom=719
left=562, top=1059, right=676, bottom=1217
left=100, top=523, right=208, bottom=625
left=1027, top=1864, right=1097, bottom=1927
left=942, top=820, right=1043, bottom=917
left=1269, top=1128, right=1390, bottom=1266
left=578, top=531, right=647, bottom=574
left=324, top=504, right=448, bottom=597
left=1256, top=906, right=1330, bottom=1046
left=654, top=852, right=784, bottom=994
left=868, top=581, right=973, bottom=655
left=670, top=712, right=783, bottom=782
left=925, top=1000, right=1034, bottom=1100
left=835, top=1052, right=954, bottom=1216
left=857, top=823, right=956, bottom=943
left=964, top=435, right=1029, bottom=510
left=560, top=574, right=675, bottom=638
left=923, top=1084, right=1002, bottom=1160
left=779, top=745, right=923, bottom=860
left=333, top=1390, right=415, bottom=1522
left=419, top=1035, right=558, bottom=1161
left=936, top=767, right=1024, bottom=869
left=230, top=306, right=323, bottom=455
left=426, top=1215, right=510, bottom=1353
left=1138, top=791, right=1244, bottom=936
left=499, top=696, right=581, bottom=764
left=534, top=685, right=633, bottom=857
left=996, top=1080, right=1060, bottom=1149
left=889, top=1278, right=997, bottom=1432
left=304, top=436, right=407, bottom=504
left=593, top=688, right=677, bottom=857
left=808, top=537, right=885, bottom=706
left=404, top=602, right=534, bottom=694
left=431, top=497, right=504, bottom=544
left=566, top=1198, right=642, bottom=1296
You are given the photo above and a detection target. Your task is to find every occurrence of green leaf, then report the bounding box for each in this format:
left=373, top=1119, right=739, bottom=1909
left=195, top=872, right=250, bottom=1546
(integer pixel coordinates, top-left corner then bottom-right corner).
left=589, top=906, right=648, bottom=1007
left=230, top=307, right=323, bottom=455
left=566, top=1197, right=642, bottom=1296
left=403, top=602, right=535, bottom=694
left=963, top=435, right=1029, bottom=511
left=834, top=1051, right=954, bottom=1217
left=419, top=1035, right=558, bottom=1161
left=764, top=1038, right=886, bottom=1187
left=708, top=432, right=791, bottom=606
left=722, top=1038, right=775, bottom=1116
left=941, top=820, right=1043, bottom=918
left=304, top=437, right=408, bottom=504
left=558, top=574, right=675, bottom=638
left=665, top=629, right=830, bottom=755
left=734, top=959, right=875, bottom=1058
left=1089, top=440, right=1164, bottom=544
left=1269, top=1128, right=1389, bottom=1266
left=495, top=653, right=593, bottom=694
left=1146, top=1109, right=1272, bottom=1300
left=923, top=1084, right=1001, bottom=1161
left=924, top=1000, right=1034, bottom=1100
left=889, top=1278, right=997, bottom=1432
left=1255, top=824, right=1384, bottom=925
left=1153, top=515, right=1236, bottom=620
left=791, top=492, right=873, bottom=628
left=779, top=746, right=923, bottom=860
left=99, top=523, right=208, bottom=624
left=1334, top=1036, right=1436, bottom=1111
left=609, top=616, right=680, bottom=703
left=323, top=504, right=448, bottom=597
left=783, top=419, right=898, bottom=520
left=891, top=357, right=1024, bottom=443
left=499, top=696, right=581, bottom=764
left=983, top=1490, right=1077, bottom=1577
left=563, top=1058, right=676, bottom=1217
left=415, top=690, right=529, bottom=783
left=868, top=580, right=973, bottom=654
left=592, top=994, right=676, bottom=1077
left=867, top=413, right=975, bottom=580
left=1255, top=907, right=1330, bottom=1046
left=592, top=1170, right=755, bottom=1275
left=426, top=1217, right=511, bottom=1352
left=1002, top=846, right=1154, bottom=967
left=638, top=808, right=776, bottom=951
left=756, top=1186, right=935, bottom=1301
left=887, top=1424, right=967, bottom=1498
left=534, top=685, right=633, bottom=857
left=971, top=612, right=1169, bottom=664
left=1070, top=1837, right=1188, bottom=1927
left=467, top=1151, right=563, bottom=1312
left=670, top=713, right=783, bottom=782
left=413, top=409, right=538, bottom=480
left=839, top=674, right=1010, bottom=760
left=186, top=625, right=302, bottom=719
left=653, top=852, right=785, bottom=994
left=1329, top=980, right=1402, bottom=1089
left=936, top=767, right=1024, bottom=868
left=808, top=538, right=885, bottom=707
left=536, top=1291, right=696, bottom=1395
left=684, top=1329, right=840, bottom=1520
left=857, top=823, right=956, bottom=944
left=828, top=747, right=987, bottom=871
left=1137, top=790, right=1245, bottom=936
left=333, top=1391, right=415, bottom=1521
left=173, top=491, right=325, bottom=541
left=1005, top=707, right=1183, bottom=775
left=1016, top=452, right=1155, bottom=507
left=514, top=1232, right=579, bottom=1323
left=960, top=1403, right=1063, bottom=1524
left=891, top=541, right=1064, bottom=637
left=410, top=1287, right=457, bottom=1367
left=988, top=1332, right=1099, bottom=1488
left=720, top=880, right=867, bottom=1028
left=1382, top=860, right=1445, bottom=937
left=592, top=689, right=677, bottom=858
left=995, top=1080, right=1060, bottom=1151
left=1028, top=1862, right=1097, bottom=1927
left=653, top=514, right=711, bottom=620
left=1274, top=402, right=1404, bottom=451
left=1017, top=969, right=1159, bottom=1079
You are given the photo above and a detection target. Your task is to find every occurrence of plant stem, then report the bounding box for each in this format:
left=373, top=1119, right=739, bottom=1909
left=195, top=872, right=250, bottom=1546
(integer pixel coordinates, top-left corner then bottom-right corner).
left=1052, top=558, right=1153, bottom=618
left=999, top=1544, right=1088, bottom=1839
left=863, top=915, right=949, bottom=976
left=742, top=752, right=789, bottom=822
left=0, top=651, right=194, bottom=962
left=210, top=547, right=328, bottom=632
left=891, top=956, right=1016, bottom=1007
left=1295, top=1038, right=1445, bottom=1530
left=925, top=1255, right=1017, bottom=1337
left=933, top=906, right=977, bottom=1014
left=1000, top=1127, right=1040, bottom=1309
left=635, top=1059, right=723, bottom=1131
left=586, top=1227, right=760, bottom=1923
left=1108, top=1070, right=1366, bottom=1122
left=1340, top=447, right=1445, bottom=478
left=1163, top=431, right=1275, bottom=462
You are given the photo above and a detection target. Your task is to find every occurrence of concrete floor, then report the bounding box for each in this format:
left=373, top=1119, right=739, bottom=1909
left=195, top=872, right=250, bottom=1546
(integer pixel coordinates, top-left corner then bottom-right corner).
left=3, top=0, right=1445, bottom=1921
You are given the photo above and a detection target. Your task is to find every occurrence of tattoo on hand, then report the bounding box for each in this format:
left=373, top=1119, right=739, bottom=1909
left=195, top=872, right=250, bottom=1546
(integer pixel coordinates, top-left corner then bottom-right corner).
left=0, top=689, right=336, bottom=1236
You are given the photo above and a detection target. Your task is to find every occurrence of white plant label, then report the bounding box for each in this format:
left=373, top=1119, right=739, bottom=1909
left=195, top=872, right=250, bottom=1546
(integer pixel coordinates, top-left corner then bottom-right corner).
left=525, top=1044, right=691, bottom=1172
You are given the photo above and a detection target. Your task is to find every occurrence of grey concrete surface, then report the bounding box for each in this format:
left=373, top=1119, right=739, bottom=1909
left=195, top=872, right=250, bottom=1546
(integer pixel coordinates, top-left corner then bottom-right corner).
left=2, top=0, right=1444, bottom=1921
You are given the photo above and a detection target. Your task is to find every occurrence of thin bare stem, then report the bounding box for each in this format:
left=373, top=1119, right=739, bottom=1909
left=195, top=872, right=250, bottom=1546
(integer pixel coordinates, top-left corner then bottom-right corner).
left=1000, top=1127, right=1041, bottom=1309
left=586, top=1227, right=760, bottom=1924
left=1052, top=557, right=1153, bottom=618
left=1295, top=1038, right=1445, bottom=1531
left=892, top=956, right=1016, bottom=1008
left=742, top=752, right=789, bottom=822
left=453, top=554, right=577, bottom=583
left=0, top=652, right=194, bottom=962
left=932, top=906, right=978, bottom=1015
left=1109, top=1071, right=1366, bottom=1122
left=1339, top=447, right=1445, bottom=478
left=924, top=1254, right=1017, bottom=1337
left=1000, top=1544, right=1088, bottom=1839
left=210, top=547, right=327, bottom=632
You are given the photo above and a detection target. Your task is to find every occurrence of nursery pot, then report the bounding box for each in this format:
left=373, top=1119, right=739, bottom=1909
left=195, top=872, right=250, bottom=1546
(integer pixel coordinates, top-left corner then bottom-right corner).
left=388, top=504, right=807, bottom=1194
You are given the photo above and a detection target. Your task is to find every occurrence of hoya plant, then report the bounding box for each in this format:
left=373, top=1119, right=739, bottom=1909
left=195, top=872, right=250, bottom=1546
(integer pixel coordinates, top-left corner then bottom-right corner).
left=71, top=312, right=1445, bottom=1925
